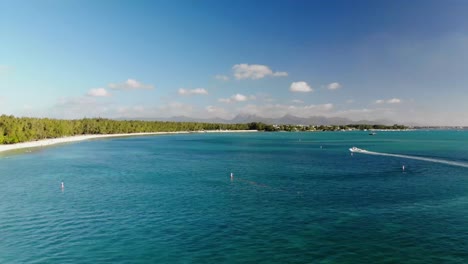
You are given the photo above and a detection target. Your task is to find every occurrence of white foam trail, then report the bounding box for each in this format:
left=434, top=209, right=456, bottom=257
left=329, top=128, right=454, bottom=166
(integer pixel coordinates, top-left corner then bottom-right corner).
left=354, top=149, right=468, bottom=168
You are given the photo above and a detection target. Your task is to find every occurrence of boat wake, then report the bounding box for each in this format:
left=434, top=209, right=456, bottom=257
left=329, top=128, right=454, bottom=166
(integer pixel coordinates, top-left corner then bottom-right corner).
left=350, top=147, right=468, bottom=168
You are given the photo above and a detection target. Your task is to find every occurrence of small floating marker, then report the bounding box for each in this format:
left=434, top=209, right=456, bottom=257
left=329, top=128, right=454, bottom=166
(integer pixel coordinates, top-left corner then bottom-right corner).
left=402, top=165, right=405, bottom=171
left=61, top=182, right=64, bottom=189
left=230, top=172, right=234, bottom=181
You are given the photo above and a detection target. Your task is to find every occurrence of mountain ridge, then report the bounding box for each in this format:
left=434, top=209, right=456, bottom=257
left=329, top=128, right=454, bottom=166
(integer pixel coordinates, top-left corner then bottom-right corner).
left=117, top=114, right=402, bottom=126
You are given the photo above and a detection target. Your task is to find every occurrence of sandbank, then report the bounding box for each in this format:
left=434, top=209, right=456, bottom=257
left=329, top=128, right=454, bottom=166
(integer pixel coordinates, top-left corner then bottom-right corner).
left=0, top=130, right=257, bottom=154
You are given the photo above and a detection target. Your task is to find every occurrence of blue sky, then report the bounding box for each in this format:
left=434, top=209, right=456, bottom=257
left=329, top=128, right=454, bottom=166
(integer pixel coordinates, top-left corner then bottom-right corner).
left=1, top=0, right=467, bottom=125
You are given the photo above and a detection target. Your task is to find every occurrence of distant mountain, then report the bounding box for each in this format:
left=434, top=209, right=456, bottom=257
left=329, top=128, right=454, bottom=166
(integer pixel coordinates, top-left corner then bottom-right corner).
left=230, top=114, right=398, bottom=126
left=118, top=114, right=401, bottom=126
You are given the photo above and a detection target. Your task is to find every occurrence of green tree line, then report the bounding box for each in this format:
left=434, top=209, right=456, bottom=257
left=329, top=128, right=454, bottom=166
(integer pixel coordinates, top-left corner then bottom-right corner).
left=0, top=115, right=408, bottom=144
left=0, top=115, right=251, bottom=144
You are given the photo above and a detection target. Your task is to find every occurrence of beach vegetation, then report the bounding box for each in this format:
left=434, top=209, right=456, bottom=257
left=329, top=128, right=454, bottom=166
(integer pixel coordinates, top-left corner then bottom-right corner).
left=0, top=115, right=250, bottom=144
left=0, top=115, right=408, bottom=144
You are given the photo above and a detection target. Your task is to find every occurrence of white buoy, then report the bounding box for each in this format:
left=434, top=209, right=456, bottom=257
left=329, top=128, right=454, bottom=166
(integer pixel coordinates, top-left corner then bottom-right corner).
left=230, top=172, right=234, bottom=180
left=61, top=182, right=64, bottom=189
left=402, top=165, right=405, bottom=171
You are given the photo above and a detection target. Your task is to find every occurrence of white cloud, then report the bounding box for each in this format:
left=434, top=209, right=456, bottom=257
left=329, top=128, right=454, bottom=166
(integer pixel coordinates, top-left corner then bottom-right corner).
left=387, top=98, right=401, bottom=104
left=108, top=79, right=154, bottom=90
left=214, top=74, right=229, bottom=81
left=290, top=81, right=313, bottom=92
left=375, top=98, right=402, bottom=104
left=346, top=99, right=355, bottom=104
left=292, top=99, right=304, bottom=104
left=178, top=88, right=208, bottom=96
left=218, top=93, right=254, bottom=103
left=232, top=64, right=288, bottom=80
left=327, top=82, right=342, bottom=90
left=233, top=94, right=248, bottom=101
left=87, top=88, right=111, bottom=97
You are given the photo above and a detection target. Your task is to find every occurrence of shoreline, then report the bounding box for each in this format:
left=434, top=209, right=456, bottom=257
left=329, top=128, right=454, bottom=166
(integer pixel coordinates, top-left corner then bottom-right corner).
left=0, top=130, right=257, bottom=154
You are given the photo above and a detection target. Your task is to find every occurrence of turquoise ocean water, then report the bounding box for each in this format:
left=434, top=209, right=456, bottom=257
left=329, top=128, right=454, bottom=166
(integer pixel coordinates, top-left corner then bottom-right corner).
left=1, top=131, right=468, bottom=263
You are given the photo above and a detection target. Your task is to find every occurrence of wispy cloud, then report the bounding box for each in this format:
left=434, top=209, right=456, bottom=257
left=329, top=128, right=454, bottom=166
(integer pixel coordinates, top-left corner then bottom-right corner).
left=116, top=102, right=211, bottom=119
left=327, top=82, right=342, bottom=90
left=329, top=107, right=405, bottom=123
left=109, top=79, right=154, bottom=90
left=214, top=74, right=229, bottom=81
left=290, top=81, right=313, bottom=92
left=49, top=87, right=114, bottom=118
left=87, top=88, right=111, bottom=97
left=205, top=105, right=229, bottom=117
left=253, top=93, right=275, bottom=103
left=232, top=64, right=288, bottom=80
left=178, top=88, right=208, bottom=96
left=0, top=65, right=12, bottom=76
left=51, top=95, right=112, bottom=119
left=113, top=102, right=234, bottom=120
left=56, top=96, right=97, bottom=107
left=238, top=103, right=333, bottom=118
left=387, top=98, right=401, bottom=104
left=291, top=99, right=304, bottom=104
left=116, top=105, right=147, bottom=115
left=375, top=98, right=402, bottom=104
left=218, top=93, right=255, bottom=103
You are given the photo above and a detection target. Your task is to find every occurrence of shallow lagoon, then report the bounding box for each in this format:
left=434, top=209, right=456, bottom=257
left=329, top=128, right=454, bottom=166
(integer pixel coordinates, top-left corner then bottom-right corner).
left=1, top=131, right=468, bottom=263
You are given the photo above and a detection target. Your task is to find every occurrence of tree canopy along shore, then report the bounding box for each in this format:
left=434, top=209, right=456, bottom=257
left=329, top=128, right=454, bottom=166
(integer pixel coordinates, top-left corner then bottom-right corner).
left=0, top=115, right=407, bottom=144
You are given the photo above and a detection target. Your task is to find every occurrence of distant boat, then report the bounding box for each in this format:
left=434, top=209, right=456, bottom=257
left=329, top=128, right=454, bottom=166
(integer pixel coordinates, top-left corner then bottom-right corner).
left=369, top=132, right=376, bottom=135
left=349, top=147, right=367, bottom=153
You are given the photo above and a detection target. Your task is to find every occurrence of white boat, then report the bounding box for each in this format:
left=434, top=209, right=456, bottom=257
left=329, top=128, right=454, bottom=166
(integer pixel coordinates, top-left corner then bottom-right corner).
left=349, top=147, right=367, bottom=153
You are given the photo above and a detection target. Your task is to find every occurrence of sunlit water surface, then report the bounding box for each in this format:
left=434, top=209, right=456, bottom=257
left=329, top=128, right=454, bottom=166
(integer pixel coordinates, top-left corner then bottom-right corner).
left=1, top=131, right=468, bottom=263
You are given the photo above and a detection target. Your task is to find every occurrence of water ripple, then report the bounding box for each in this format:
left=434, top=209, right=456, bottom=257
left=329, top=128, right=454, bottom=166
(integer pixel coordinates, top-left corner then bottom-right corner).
left=1, top=132, right=468, bottom=263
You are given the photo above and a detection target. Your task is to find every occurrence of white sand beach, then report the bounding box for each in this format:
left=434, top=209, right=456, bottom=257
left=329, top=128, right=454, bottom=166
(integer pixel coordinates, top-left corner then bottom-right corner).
left=0, top=130, right=257, bottom=154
